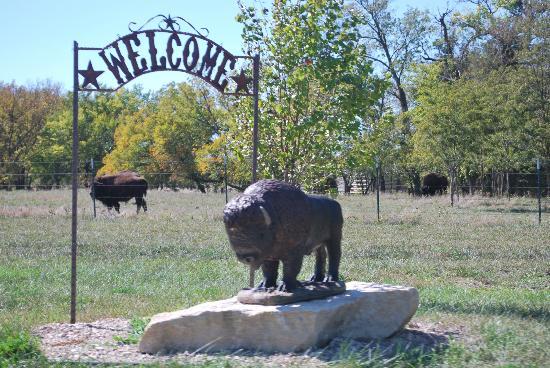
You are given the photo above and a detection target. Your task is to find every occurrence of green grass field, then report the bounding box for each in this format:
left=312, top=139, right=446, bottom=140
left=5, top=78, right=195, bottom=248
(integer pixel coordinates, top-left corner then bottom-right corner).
left=0, top=189, right=548, bottom=367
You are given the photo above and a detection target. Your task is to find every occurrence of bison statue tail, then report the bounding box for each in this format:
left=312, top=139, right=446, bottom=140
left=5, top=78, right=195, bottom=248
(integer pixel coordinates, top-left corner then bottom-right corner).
left=143, top=181, right=148, bottom=196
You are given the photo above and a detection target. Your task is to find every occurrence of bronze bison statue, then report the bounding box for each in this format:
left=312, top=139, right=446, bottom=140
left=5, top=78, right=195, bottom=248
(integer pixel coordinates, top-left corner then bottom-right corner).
left=91, top=170, right=148, bottom=213
left=223, top=179, right=343, bottom=292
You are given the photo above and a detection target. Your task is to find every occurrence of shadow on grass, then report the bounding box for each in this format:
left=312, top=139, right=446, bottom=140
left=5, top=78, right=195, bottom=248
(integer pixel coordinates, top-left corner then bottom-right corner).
left=315, top=328, right=451, bottom=365
left=196, top=328, right=451, bottom=366
left=132, top=328, right=452, bottom=367
left=421, top=301, right=550, bottom=322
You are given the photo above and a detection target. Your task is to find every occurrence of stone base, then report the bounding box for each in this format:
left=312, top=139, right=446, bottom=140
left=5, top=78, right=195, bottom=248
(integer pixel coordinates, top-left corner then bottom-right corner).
left=139, top=281, right=419, bottom=354
left=237, top=281, right=346, bottom=305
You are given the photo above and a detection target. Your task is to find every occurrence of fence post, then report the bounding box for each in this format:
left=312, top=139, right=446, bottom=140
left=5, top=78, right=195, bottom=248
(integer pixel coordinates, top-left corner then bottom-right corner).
left=91, top=158, right=96, bottom=218
left=537, top=158, right=541, bottom=225
left=450, top=169, right=454, bottom=207
left=376, top=157, right=380, bottom=221
left=224, top=149, right=228, bottom=204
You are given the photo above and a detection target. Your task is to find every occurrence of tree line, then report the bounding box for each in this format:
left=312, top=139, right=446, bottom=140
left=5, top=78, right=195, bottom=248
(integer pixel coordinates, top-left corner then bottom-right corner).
left=0, top=0, right=547, bottom=195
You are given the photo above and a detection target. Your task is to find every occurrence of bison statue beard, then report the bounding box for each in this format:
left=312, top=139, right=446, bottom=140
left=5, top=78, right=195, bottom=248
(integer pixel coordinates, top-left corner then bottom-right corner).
left=223, top=179, right=343, bottom=292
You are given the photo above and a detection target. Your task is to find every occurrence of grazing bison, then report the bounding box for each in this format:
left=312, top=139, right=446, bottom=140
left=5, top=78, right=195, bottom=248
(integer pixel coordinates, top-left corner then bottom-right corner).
left=223, top=179, right=343, bottom=292
left=91, top=171, right=148, bottom=213
left=422, top=173, right=449, bottom=195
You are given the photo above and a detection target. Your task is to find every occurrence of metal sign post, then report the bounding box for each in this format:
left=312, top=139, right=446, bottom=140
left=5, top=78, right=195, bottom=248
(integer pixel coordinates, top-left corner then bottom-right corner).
left=252, top=54, right=260, bottom=183
left=91, top=158, right=96, bottom=218
left=70, top=14, right=260, bottom=323
left=70, top=41, right=79, bottom=324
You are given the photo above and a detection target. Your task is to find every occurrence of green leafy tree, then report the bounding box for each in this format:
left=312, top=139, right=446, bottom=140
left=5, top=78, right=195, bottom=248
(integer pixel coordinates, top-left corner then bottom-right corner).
left=0, top=81, right=62, bottom=188
left=27, top=87, right=147, bottom=186
left=399, top=0, right=549, bottom=199
left=411, top=63, right=488, bottom=200
left=338, top=95, right=399, bottom=193
left=351, top=0, right=434, bottom=194
left=79, top=87, right=149, bottom=167
left=235, top=0, right=385, bottom=189
left=102, top=82, right=226, bottom=191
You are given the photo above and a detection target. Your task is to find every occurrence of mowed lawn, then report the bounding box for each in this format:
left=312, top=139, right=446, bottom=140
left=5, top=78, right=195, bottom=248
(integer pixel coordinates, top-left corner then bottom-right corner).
left=0, top=189, right=548, bottom=366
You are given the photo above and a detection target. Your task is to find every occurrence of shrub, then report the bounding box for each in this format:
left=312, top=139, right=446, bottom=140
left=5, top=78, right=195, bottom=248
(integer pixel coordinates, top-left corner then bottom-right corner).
left=0, top=325, right=43, bottom=367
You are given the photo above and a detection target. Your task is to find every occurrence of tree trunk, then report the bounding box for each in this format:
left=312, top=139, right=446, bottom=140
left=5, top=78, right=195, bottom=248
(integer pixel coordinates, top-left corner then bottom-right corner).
left=450, top=173, right=454, bottom=207
left=455, top=168, right=460, bottom=202
left=369, top=176, right=376, bottom=194
left=458, top=177, right=460, bottom=200
left=14, top=166, right=26, bottom=190
left=341, top=174, right=352, bottom=195
left=409, top=169, right=422, bottom=196
left=479, top=162, right=485, bottom=196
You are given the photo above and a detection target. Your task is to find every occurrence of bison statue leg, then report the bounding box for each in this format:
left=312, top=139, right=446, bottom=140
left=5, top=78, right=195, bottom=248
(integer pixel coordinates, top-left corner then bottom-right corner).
left=278, top=255, right=304, bottom=292
left=325, top=229, right=342, bottom=282
left=113, top=202, right=121, bottom=213
left=258, top=260, right=279, bottom=289
left=309, top=246, right=327, bottom=282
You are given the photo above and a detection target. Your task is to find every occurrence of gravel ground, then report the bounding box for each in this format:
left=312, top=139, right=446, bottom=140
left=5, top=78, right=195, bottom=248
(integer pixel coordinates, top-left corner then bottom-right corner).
left=34, top=318, right=460, bottom=367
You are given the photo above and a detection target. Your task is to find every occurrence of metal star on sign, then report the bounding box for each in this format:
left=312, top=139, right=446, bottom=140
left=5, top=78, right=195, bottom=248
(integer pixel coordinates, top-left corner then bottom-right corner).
left=163, top=15, right=178, bottom=31
left=231, top=69, right=252, bottom=95
left=78, top=61, right=104, bottom=89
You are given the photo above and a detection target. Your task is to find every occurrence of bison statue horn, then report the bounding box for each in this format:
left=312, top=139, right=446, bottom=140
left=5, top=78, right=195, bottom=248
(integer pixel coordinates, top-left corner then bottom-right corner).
left=259, top=206, right=271, bottom=226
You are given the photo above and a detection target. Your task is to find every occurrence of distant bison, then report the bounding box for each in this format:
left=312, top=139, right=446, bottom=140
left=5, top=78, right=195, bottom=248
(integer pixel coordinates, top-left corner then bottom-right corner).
left=422, top=173, right=448, bottom=196
left=223, top=179, right=343, bottom=292
left=91, top=171, right=148, bottom=213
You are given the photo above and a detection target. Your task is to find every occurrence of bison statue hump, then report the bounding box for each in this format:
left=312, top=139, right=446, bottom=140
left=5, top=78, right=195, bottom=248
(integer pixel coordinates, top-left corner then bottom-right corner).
left=223, top=179, right=343, bottom=292
left=91, top=170, right=148, bottom=213
left=422, top=173, right=449, bottom=196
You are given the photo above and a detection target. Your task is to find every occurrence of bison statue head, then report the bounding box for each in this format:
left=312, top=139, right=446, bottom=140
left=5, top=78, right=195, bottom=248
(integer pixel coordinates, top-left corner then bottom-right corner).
left=223, top=195, right=275, bottom=271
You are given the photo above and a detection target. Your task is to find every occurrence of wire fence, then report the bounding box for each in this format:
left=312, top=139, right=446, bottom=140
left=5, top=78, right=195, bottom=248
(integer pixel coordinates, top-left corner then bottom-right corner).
left=0, top=160, right=548, bottom=225
left=1, top=160, right=549, bottom=193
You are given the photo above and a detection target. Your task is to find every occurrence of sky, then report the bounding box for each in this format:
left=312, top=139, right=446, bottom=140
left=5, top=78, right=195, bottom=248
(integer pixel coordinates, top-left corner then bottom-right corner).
left=0, top=0, right=463, bottom=92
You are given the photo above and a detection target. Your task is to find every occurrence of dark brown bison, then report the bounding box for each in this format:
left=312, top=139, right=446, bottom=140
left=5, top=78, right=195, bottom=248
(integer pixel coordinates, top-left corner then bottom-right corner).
left=422, top=173, right=449, bottom=195
left=223, top=179, right=343, bottom=292
left=91, top=171, right=148, bottom=213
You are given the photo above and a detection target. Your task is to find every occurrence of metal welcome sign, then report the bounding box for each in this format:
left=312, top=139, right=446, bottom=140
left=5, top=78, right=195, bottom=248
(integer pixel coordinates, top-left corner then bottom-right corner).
left=70, top=15, right=260, bottom=323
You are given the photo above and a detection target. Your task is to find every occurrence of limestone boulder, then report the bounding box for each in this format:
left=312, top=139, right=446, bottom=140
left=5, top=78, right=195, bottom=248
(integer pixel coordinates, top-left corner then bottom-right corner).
left=139, top=281, right=419, bottom=354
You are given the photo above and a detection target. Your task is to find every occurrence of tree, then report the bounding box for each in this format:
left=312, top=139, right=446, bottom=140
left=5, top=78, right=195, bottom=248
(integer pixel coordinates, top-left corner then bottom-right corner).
left=236, top=0, right=385, bottom=189
left=411, top=63, right=487, bottom=203
left=79, top=87, right=149, bottom=167
left=338, top=95, right=399, bottom=194
left=407, top=0, right=549, bottom=199
left=352, top=0, right=432, bottom=115
left=101, top=82, right=226, bottom=191
left=0, top=81, right=62, bottom=188
left=351, top=0, right=433, bottom=194
left=195, top=133, right=251, bottom=191
left=27, top=87, right=148, bottom=187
